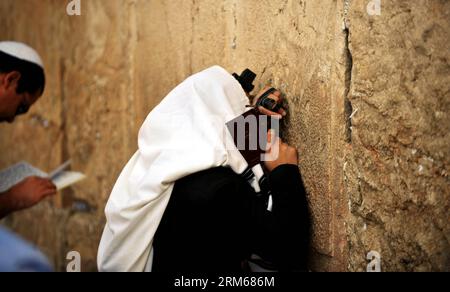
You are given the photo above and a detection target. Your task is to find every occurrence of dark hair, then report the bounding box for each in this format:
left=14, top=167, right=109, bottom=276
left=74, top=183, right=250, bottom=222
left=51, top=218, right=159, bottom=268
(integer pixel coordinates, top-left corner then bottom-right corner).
left=0, top=50, right=46, bottom=95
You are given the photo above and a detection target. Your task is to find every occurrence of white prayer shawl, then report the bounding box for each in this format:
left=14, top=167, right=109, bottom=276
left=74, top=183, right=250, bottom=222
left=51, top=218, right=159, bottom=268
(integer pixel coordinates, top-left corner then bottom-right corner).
left=98, top=66, right=267, bottom=272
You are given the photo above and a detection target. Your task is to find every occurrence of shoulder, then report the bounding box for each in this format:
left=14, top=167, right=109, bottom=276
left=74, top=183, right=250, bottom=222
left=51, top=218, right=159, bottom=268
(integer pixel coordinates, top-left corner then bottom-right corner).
left=176, top=166, right=248, bottom=190
left=0, top=227, right=52, bottom=272
left=173, top=167, right=252, bottom=201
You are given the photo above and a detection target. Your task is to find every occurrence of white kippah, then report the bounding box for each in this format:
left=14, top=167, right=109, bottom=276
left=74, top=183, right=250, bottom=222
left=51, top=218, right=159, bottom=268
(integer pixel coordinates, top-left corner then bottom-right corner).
left=0, top=41, right=44, bottom=69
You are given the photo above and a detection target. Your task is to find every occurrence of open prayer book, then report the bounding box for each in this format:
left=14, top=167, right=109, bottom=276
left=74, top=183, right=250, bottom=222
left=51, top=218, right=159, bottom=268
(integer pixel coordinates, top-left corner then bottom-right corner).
left=0, top=160, right=86, bottom=193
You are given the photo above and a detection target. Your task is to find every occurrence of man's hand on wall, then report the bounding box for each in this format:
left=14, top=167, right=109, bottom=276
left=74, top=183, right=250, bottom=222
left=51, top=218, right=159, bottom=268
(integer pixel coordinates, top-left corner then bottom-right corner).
left=264, top=130, right=299, bottom=172
left=251, top=86, right=297, bottom=172
left=0, top=177, right=57, bottom=219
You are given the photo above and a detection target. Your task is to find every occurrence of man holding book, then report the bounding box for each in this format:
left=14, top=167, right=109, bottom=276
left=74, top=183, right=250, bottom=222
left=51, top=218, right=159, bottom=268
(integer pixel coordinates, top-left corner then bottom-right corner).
left=0, top=42, right=56, bottom=219
left=0, top=41, right=55, bottom=272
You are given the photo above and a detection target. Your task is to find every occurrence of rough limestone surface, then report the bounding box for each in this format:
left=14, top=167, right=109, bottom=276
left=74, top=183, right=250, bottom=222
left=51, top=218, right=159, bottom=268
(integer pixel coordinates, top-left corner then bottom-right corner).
left=345, top=0, right=450, bottom=272
left=0, top=0, right=448, bottom=271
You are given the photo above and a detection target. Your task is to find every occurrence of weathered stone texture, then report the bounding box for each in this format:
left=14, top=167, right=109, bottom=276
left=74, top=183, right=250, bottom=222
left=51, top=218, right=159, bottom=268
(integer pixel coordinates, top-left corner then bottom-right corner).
left=345, top=0, right=450, bottom=271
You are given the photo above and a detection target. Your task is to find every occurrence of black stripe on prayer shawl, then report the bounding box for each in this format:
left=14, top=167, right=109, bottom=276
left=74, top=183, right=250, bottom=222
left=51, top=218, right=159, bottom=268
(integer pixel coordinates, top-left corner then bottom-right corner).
left=240, top=165, right=271, bottom=208
left=258, top=175, right=270, bottom=194
left=240, top=166, right=255, bottom=181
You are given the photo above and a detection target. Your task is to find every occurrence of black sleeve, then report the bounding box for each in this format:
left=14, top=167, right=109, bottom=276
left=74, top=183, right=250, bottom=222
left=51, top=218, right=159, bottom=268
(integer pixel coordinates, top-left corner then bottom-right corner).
left=249, top=164, right=310, bottom=271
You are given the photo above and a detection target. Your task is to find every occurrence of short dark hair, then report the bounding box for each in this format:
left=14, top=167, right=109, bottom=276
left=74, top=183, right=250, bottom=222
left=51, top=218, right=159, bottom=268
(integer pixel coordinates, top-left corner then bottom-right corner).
left=0, top=50, right=46, bottom=95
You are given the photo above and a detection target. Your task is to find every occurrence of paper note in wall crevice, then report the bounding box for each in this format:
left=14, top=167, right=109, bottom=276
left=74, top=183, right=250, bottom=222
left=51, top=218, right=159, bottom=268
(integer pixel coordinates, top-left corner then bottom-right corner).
left=0, top=160, right=86, bottom=193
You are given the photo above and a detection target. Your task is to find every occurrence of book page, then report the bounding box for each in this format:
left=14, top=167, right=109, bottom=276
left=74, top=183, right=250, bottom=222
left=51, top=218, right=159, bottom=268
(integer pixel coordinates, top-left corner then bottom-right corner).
left=0, top=161, right=86, bottom=193
left=0, top=162, right=48, bottom=193
left=49, top=160, right=72, bottom=179
left=51, top=171, right=86, bottom=191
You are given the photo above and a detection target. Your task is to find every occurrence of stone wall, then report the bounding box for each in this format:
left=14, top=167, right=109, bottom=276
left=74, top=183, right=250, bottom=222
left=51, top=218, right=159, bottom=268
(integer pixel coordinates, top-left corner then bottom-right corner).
left=0, top=0, right=448, bottom=271
left=345, top=0, right=450, bottom=272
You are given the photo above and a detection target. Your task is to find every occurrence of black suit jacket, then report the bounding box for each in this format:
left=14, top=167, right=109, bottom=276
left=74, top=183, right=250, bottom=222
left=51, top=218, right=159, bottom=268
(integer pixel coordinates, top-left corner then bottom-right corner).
left=152, top=164, right=310, bottom=272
